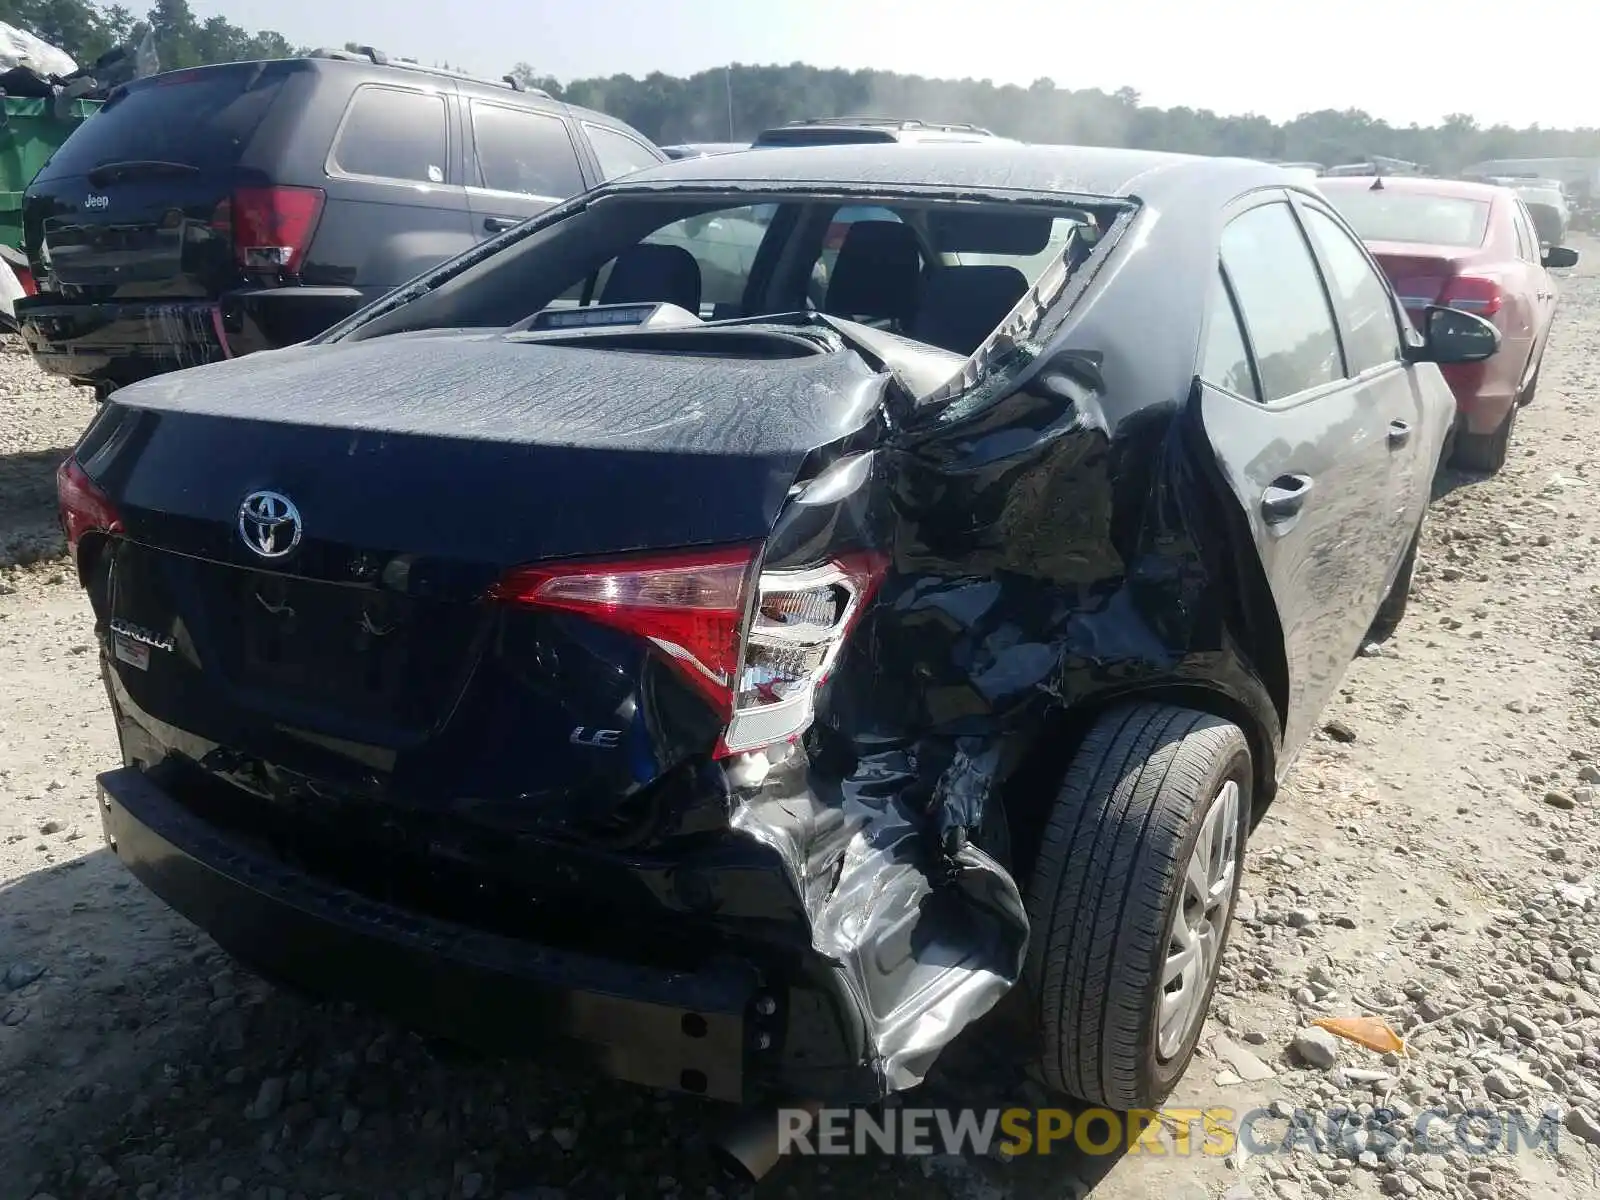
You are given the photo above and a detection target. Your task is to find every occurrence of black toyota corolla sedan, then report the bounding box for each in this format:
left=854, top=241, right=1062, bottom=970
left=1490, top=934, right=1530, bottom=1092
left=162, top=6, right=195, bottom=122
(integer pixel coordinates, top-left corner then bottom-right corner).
left=59, top=143, right=1494, bottom=1129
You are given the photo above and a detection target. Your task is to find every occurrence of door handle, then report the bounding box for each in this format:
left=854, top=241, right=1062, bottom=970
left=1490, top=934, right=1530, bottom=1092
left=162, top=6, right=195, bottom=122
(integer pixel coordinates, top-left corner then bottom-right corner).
left=483, top=216, right=519, bottom=233
left=1387, top=419, right=1412, bottom=447
left=1261, top=474, right=1314, bottom=523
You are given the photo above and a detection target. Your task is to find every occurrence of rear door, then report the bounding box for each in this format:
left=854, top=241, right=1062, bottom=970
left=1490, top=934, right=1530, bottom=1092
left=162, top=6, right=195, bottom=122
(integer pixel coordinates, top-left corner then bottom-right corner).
left=25, top=62, right=294, bottom=301
left=1195, top=194, right=1402, bottom=762
left=464, top=99, right=589, bottom=240
left=1512, top=197, right=1556, bottom=381
left=1294, top=196, right=1437, bottom=571
left=316, top=80, right=474, bottom=292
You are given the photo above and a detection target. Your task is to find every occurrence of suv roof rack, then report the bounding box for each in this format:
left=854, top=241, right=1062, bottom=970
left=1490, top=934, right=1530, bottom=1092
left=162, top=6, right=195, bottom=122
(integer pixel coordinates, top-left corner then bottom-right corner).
left=780, top=116, right=998, bottom=136
left=308, top=46, right=551, bottom=98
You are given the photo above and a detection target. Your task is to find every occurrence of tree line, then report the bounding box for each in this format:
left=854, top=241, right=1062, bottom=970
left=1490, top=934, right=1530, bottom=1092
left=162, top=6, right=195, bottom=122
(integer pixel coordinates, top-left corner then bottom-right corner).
left=2, top=0, right=1594, bottom=173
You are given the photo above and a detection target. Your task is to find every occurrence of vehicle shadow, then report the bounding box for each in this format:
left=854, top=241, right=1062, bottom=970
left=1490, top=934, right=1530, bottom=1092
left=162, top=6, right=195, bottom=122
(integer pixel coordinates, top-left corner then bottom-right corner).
left=0, top=843, right=1139, bottom=1199
left=0, top=444, right=69, bottom=568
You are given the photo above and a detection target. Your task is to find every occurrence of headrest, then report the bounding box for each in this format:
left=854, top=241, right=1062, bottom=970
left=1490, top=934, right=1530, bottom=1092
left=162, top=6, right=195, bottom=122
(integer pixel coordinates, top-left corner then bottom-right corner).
left=823, top=220, right=921, bottom=324
left=601, top=242, right=704, bottom=313
left=913, top=265, right=1030, bottom=356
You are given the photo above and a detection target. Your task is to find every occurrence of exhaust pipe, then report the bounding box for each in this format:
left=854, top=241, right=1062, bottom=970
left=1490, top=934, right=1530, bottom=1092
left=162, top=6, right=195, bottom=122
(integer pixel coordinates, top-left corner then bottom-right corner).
left=708, top=1099, right=822, bottom=1184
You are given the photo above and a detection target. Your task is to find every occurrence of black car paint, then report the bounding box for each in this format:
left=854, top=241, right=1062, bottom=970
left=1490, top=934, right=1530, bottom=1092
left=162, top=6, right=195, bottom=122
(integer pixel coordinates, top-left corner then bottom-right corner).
left=71, top=144, right=1452, bottom=1104
left=16, top=57, right=666, bottom=391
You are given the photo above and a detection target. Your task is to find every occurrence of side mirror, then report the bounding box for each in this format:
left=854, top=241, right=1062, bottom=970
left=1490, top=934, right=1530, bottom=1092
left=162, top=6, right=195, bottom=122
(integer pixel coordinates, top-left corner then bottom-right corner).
left=1543, top=245, right=1579, bottom=268
left=1410, top=305, right=1500, bottom=365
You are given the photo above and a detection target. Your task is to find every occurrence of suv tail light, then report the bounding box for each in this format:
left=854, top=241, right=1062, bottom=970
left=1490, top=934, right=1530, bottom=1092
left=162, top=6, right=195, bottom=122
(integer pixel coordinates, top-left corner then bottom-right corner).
left=491, top=544, right=887, bottom=757
left=1437, top=274, right=1503, bottom=318
left=8, top=261, right=36, bottom=296
left=57, top=458, right=123, bottom=563
left=216, top=185, right=326, bottom=274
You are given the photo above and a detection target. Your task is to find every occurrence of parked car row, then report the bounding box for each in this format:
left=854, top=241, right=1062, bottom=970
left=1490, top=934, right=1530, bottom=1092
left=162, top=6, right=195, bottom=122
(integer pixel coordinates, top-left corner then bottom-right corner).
left=13, top=48, right=669, bottom=396
left=56, top=130, right=1517, bottom=1171
left=1317, top=173, right=1576, bottom=473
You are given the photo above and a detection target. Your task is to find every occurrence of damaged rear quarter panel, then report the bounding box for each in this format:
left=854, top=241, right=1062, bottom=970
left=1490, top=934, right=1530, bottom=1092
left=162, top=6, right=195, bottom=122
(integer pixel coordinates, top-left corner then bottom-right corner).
left=729, top=194, right=1288, bottom=1098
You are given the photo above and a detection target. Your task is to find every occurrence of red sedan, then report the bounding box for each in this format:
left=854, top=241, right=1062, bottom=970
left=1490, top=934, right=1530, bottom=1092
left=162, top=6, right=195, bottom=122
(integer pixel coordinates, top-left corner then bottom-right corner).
left=1318, top=175, right=1577, bottom=473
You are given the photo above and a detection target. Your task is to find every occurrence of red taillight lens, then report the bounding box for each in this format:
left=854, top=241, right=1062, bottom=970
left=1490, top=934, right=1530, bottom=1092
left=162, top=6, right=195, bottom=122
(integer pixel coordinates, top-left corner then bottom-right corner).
left=228, top=185, right=325, bottom=274
left=1437, top=274, right=1503, bottom=318
left=9, top=262, right=36, bottom=295
left=56, top=458, right=123, bottom=561
left=490, top=544, right=889, bottom=757
left=491, top=544, right=760, bottom=715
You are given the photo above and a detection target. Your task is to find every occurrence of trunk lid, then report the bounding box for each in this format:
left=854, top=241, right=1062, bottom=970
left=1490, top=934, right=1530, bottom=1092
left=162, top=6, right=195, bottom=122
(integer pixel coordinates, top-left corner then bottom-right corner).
left=1365, top=240, right=1485, bottom=320
left=26, top=63, right=291, bottom=301
left=83, top=331, right=885, bottom=769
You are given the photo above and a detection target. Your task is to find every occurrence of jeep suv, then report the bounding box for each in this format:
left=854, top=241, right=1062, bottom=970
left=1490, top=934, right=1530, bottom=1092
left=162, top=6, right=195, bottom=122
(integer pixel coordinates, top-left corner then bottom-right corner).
left=16, top=47, right=666, bottom=395
left=752, top=117, right=1018, bottom=148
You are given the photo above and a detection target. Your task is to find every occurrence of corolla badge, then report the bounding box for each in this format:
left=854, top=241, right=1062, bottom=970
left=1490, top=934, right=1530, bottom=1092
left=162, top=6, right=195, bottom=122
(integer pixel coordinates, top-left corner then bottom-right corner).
left=238, top=491, right=303, bottom=559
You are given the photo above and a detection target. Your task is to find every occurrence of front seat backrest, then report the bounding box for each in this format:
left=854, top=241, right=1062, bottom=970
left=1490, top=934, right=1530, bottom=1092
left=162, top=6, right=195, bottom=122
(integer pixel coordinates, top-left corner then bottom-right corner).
left=600, top=243, right=703, bottom=313
left=823, top=220, right=921, bottom=326
left=912, top=265, right=1030, bottom=356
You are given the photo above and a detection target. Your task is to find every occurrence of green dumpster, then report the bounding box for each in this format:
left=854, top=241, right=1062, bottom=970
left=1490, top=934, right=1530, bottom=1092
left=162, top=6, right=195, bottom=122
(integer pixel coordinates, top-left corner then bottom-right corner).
left=0, top=94, right=100, bottom=251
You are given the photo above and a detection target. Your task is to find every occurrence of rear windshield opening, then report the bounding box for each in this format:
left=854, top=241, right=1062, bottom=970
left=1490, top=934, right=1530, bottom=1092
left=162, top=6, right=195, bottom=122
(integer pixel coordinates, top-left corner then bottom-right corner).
left=36, top=65, right=289, bottom=180
left=1323, top=191, right=1492, bottom=248
left=340, top=191, right=1122, bottom=359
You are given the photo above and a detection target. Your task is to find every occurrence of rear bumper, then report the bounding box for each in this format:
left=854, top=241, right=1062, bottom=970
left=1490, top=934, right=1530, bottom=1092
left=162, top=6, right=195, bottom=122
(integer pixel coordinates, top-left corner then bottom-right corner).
left=98, top=764, right=768, bottom=1102
left=16, top=285, right=369, bottom=389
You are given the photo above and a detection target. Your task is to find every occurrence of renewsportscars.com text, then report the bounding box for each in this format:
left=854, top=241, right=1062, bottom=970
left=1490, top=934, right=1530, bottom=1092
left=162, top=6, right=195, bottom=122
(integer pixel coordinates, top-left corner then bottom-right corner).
left=776, top=1105, right=1564, bottom=1159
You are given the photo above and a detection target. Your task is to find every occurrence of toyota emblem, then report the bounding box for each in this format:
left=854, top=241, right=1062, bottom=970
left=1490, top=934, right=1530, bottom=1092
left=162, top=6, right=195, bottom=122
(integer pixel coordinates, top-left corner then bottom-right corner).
left=238, top=491, right=303, bottom=559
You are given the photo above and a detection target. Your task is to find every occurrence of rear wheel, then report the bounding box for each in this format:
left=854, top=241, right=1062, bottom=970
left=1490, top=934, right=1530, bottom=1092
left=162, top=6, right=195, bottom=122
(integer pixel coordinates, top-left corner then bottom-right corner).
left=1023, top=703, right=1251, bottom=1109
left=1451, top=400, right=1516, bottom=474
left=1366, top=519, right=1422, bottom=644
left=1517, top=363, right=1541, bottom=408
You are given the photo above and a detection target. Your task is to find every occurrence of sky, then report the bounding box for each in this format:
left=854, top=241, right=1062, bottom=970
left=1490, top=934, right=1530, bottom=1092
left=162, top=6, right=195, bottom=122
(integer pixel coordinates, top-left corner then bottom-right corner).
left=191, top=0, right=1591, bottom=130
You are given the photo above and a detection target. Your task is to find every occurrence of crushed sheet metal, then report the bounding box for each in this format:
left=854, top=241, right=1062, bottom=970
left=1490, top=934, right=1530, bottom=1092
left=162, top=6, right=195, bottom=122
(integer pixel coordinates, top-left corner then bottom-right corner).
left=730, top=745, right=1028, bottom=1092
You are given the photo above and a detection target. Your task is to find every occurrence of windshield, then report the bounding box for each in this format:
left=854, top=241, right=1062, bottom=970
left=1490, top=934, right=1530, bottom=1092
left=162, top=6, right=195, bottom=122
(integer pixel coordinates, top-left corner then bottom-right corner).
left=1323, top=190, right=1492, bottom=248
left=336, top=191, right=1118, bottom=358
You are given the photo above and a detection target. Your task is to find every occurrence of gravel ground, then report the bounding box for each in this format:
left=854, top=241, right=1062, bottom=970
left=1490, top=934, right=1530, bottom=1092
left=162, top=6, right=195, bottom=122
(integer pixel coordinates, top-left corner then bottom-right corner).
left=5, top=243, right=1600, bottom=1200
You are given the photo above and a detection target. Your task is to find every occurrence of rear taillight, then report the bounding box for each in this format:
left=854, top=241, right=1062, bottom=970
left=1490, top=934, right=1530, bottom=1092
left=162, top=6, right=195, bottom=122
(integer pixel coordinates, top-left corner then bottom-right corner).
left=220, top=185, right=325, bottom=274
left=1437, top=274, right=1503, bottom=318
left=8, top=262, right=36, bottom=295
left=491, top=544, right=887, bottom=757
left=56, top=458, right=123, bottom=562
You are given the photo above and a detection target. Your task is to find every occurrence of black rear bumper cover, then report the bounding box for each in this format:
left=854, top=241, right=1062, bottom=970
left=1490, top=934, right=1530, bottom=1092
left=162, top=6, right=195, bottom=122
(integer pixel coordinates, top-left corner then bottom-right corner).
left=17, top=286, right=368, bottom=388
left=97, top=765, right=765, bottom=1103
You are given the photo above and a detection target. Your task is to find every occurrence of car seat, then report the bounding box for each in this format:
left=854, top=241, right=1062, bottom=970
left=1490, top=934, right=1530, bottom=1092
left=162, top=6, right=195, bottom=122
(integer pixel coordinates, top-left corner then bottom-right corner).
left=823, top=220, right=921, bottom=328
left=912, top=265, right=1030, bottom=356
left=600, top=243, right=704, bottom=313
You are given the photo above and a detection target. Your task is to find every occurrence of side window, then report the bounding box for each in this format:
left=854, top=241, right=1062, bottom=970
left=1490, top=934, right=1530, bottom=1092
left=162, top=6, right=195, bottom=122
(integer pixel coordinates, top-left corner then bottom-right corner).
left=1199, top=271, right=1259, bottom=400
left=583, top=123, right=661, bottom=181
left=331, top=87, right=448, bottom=184
left=1219, top=202, right=1342, bottom=402
left=471, top=103, right=584, bottom=198
left=1299, top=206, right=1402, bottom=374
left=1513, top=203, right=1539, bottom=262
left=643, top=204, right=779, bottom=312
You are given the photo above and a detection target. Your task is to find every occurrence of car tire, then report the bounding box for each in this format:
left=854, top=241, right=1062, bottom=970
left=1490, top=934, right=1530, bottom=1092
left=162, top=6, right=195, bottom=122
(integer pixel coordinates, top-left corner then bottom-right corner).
left=1517, top=363, right=1541, bottom=408
left=1366, top=519, right=1422, bottom=644
left=1451, top=400, right=1515, bottom=474
left=1023, top=702, right=1251, bottom=1109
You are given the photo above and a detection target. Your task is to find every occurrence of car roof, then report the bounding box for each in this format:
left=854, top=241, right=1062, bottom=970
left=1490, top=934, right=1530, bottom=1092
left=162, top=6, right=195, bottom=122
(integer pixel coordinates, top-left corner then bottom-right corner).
left=602, top=142, right=1288, bottom=203
left=1316, top=175, right=1506, bottom=203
